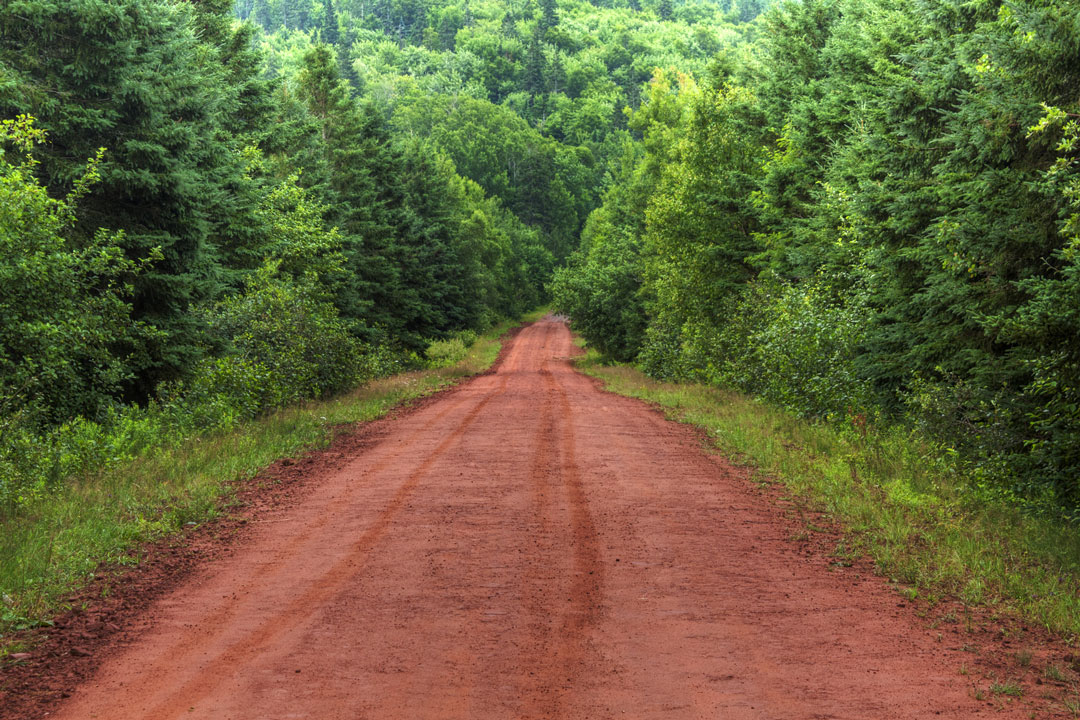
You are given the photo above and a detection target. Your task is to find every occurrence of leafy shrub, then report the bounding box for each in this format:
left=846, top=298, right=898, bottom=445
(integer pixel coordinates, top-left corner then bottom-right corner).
left=0, top=262, right=405, bottom=515
left=456, top=329, right=479, bottom=347
left=0, top=408, right=52, bottom=511
left=423, top=328, right=483, bottom=368
left=425, top=338, right=468, bottom=367
left=198, top=262, right=369, bottom=408
left=715, top=276, right=872, bottom=420
left=636, top=315, right=690, bottom=380
left=639, top=274, right=872, bottom=421
left=0, top=116, right=155, bottom=427
left=551, top=247, right=648, bottom=363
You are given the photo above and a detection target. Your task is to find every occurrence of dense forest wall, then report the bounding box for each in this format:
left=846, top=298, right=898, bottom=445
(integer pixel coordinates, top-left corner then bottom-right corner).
left=0, top=0, right=750, bottom=509
left=553, top=0, right=1080, bottom=511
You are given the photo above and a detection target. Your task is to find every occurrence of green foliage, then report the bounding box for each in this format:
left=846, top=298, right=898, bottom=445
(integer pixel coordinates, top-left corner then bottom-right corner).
left=0, top=261, right=400, bottom=513
left=553, top=0, right=1080, bottom=509
left=551, top=239, right=647, bottom=362
left=391, top=92, right=594, bottom=260
left=641, top=74, right=764, bottom=368
left=700, top=275, right=873, bottom=420
left=0, top=0, right=272, bottom=395
left=221, top=148, right=347, bottom=286
left=286, top=43, right=549, bottom=345
left=550, top=145, right=651, bottom=361
left=424, top=329, right=479, bottom=368
left=182, top=263, right=372, bottom=421
left=0, top=117, right=155, bottom=426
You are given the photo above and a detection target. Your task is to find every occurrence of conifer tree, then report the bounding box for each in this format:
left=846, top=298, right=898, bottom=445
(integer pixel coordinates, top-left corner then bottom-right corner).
left=322, top=0, right=341, bottom=44
left=524, top=28, right=547, bottom=96
left=0, top=0, right=263, bottom=396
left=540, top=0, right=559, bottom=32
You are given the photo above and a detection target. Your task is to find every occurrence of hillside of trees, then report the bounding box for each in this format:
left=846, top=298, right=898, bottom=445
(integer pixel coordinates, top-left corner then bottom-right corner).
left=2, top=0, right=1079, bottom=518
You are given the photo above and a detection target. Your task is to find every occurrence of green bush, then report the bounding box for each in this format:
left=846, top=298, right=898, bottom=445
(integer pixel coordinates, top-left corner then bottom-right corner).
left=0, top=116, right=155, bottom=427
left=425, top=338, right=467, bottom=367
left=200, top=263, right=366, bottom=407
left=424, top=329, right=481, bottom=368
left=637, top=275, right=872, bottom=422
left=712, top=276, right=872, bottom=421
left=0, top=262, right=409, bottom=517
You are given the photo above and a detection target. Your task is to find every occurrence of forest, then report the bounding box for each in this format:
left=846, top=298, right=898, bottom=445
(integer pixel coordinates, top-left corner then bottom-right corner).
left=550, top=0, right=1080, bottom=515
left=1, top=0, right=1078, bottom=521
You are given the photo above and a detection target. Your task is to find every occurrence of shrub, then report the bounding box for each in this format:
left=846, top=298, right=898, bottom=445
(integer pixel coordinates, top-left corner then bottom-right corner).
left=199, top=262, right=369, bottom=409
left=639, top=274, right=873, bottom=421
left=424, top=329, right=481, bottom=368
left=0, top=262, right=404, bottom=516
left=425, top=337, right=468, bottom=368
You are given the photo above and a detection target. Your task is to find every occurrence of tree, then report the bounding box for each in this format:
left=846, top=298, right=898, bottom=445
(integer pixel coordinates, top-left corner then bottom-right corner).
left=540, top=0, right=559, bottom=32
left=0, top=0, right=270, bottom=397
left=524, top=27, right=547, bottom=96
left=322, top=0, right=341, bottom=43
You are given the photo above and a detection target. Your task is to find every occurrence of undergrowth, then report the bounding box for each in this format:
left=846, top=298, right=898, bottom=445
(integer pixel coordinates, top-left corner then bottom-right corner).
left=0, top=313, right=538, bottom=645
left=576, top=349, right=1080, bottom=639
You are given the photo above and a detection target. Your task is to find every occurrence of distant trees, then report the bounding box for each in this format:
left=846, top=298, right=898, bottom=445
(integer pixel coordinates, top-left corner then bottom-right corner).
left=250, top=0, right=752, bottom=256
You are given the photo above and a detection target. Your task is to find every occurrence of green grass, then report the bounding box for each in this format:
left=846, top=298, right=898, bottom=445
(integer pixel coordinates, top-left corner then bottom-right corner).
left=576, top=349, right=1080, bottom=639
left=990, top=680, right=1024, bottom=697
left=0, top=316, right=530, bottom=645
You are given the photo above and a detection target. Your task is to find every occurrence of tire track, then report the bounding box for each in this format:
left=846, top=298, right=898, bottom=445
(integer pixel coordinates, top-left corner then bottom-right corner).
left=136, top=364, right=514, bottom=718
left=516, top=357, right=605, bottom=719
left=49, top=318, right=1029, bottom=720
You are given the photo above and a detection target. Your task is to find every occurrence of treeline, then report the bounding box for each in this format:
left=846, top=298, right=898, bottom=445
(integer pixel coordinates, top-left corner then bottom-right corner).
left=242, top=0, right=763, bottom=258
left=0, top=0, right=589, bottom=509
left=554, top=0, right=1080, bottom=510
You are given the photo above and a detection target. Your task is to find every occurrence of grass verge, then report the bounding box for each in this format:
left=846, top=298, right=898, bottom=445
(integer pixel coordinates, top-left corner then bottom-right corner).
left=0, top=313, right=539, bottom=645
left=576, top=349, right=1080, bottom=640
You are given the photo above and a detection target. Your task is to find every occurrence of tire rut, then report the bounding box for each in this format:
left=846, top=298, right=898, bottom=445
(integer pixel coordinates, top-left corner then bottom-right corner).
left=45, top=318, right=1039, bottom=720
left=134, top=372, right=514, bottom=719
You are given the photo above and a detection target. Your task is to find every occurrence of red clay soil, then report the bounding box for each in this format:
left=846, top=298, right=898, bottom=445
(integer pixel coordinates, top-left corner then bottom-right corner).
left=1, top=318, right=1069, bottom=718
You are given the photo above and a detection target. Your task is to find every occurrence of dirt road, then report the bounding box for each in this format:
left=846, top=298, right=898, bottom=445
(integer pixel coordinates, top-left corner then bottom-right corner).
left=48, top=318, right=1012, bottom=719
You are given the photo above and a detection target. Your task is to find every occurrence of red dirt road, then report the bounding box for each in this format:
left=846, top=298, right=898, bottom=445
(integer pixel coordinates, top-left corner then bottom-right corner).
left=49, top=319, right=1016, bottom=719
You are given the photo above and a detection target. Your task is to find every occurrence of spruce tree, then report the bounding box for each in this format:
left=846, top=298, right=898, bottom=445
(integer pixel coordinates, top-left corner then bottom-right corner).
left=322, top=0, right=341, bottom=44
left=540, top=0, right=559, bottom=32
left=524, top=28, right=547, bottom=96
left=0, top=0, right=262, bottom=397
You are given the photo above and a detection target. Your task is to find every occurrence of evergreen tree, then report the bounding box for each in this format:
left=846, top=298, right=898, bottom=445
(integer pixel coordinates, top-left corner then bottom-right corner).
left=322, top=0, right=341, bottom=44
left=548, top=52, right=567, bottom=94
left=540, top=0, right=559, bottom=32
left=524, top=28, right=547, bottom=96
left=0, top=0, right=263, bottom=397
